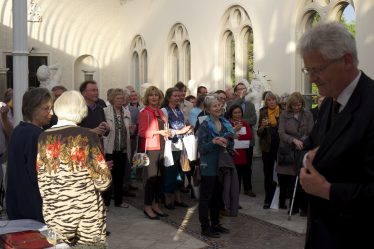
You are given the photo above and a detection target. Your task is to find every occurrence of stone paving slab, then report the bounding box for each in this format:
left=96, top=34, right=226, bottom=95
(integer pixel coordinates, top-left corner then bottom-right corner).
left=106, top=205, right=207, bottom=249
left=106, top=157, right=306, bottom=249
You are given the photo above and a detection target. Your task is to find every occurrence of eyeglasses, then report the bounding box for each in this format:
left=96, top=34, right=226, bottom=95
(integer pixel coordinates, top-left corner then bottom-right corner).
left=302, top=57, right=343, bottom=76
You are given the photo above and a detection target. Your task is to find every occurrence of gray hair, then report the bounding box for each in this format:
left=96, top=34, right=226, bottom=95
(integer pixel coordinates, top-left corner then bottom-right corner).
left=297, top=22, right=358, bottom=65
left=22, top=88, right=52, bottom=122
left=203, top=94, right=219, bottom=110
left=108, top=88, right=125, bottom=105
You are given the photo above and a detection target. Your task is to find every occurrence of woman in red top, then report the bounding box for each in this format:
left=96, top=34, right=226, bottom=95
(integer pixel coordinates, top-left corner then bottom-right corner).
left=227, top=104, right=253, bottom=197
left=138, top=86, right=170, bottom=219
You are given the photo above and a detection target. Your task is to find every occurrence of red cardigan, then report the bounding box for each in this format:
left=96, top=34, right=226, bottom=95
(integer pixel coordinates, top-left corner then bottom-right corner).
left=229, top=119, right=252, bottom=165
left=138, top=106, right=167, bottom=151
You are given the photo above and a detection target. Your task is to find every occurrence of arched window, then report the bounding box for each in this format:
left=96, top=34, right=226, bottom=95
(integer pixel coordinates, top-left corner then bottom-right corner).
left=221, top=5, right=253, bottom=88
left=130, top=35, right=147, bottom=91
left=167, top=23, right=191, bottom=86
left=141, top=50, right=148, bottom=84
left=183, top=41, right=191, bottom=83
left=132, top=52, right=139, bottom=87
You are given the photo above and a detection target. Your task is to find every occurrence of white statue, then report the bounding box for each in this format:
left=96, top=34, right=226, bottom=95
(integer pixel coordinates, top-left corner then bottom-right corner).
left=37, top=64, right=62, bottom=91
left=140, top=82, right=153, bottom=97
left=247, top=71, right=272, bottom=157
left=247, top=71, right=271, bottom=110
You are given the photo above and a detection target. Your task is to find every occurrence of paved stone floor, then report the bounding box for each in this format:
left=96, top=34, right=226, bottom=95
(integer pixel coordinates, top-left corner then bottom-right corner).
left=106, top=158, right=306, bottom=249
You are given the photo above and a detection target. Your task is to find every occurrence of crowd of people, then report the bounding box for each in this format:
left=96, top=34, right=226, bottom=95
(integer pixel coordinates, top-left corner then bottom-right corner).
left=0, top=76, right=315, bottom=243
left=1, top=22, right=373, bottom=248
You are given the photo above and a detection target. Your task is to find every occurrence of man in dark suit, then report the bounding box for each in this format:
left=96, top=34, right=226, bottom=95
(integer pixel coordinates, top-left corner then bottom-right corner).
left=298, top=22, right=374, bottom=249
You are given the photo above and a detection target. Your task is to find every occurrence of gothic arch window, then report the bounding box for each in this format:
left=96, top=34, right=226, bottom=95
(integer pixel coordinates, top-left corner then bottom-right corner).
left=297, top=0, right=355, bottom=99
left=220, top=5, right=253, bottom=88
left=130, top=35, right=147, bottom=91
left=167, top=23, right=191, bottom=86
left=132, top=52, right=139, bottom=88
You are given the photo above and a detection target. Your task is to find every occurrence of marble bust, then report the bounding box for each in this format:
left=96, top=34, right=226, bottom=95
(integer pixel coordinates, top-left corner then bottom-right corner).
left=37, top=64, right=62, bottom=90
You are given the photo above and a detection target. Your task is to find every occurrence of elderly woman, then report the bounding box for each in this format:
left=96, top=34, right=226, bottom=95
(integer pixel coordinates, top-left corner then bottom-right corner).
left=138, top=86, right=170, bottom=219
left=37, top=90, right=111, bottom=246
left=6, top=87, right=52, bottom=222
left=161, top=87, right=191, bottom=209
left=103, top=88, right=132, bottom=208
left=257, top=91, right=281, bottom=209
left=197, top=95, right=234, bottom=238
left=277, top=92, right=313, bottom=215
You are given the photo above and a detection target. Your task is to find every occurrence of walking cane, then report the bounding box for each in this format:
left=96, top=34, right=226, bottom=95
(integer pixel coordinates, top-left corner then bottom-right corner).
left=288, top=175, right=299, bottom=221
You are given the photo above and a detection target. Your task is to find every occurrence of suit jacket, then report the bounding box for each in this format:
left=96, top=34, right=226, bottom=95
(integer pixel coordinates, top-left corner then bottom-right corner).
left=304, top=72, right=374, bottom=249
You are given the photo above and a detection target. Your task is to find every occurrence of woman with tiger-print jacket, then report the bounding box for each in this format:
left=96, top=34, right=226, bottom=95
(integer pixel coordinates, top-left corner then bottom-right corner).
left=37, top=91, right=112, bottom=246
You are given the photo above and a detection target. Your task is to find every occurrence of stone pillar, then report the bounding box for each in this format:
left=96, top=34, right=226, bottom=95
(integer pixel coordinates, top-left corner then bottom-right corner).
left=12, top=0, right=29, bottom=125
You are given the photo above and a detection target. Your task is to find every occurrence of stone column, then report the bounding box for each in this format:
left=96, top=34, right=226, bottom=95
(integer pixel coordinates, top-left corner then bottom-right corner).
left=12, top=0, right=29, bottom=125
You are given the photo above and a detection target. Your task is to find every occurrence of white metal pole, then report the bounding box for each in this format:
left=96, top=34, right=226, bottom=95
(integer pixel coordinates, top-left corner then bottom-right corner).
left=12, top=0, right=28, bottom=125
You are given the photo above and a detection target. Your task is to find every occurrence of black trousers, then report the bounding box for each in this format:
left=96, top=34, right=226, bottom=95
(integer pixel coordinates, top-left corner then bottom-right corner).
left=261, top=141, right=278, bottom=204
left=277, top=174, right=295, bottom=207
left=278, top=174, right=308, bottom=212
left=103, top=152, right=127, bottom=206
left=144, top=150, right=163, bottom=205
left=236, top=147, right=254, bottom=193
left=199, top=176, right=223, bottom=230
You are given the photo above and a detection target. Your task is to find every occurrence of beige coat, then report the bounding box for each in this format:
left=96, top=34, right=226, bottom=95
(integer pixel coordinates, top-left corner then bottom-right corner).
left=276, top=110, right=314, bottom=175
left=103, top=106, right=132, bottom=160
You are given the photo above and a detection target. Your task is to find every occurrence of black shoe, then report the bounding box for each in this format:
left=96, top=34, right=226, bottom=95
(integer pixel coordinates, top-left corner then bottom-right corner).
left=238, top=205, right=242, bottom=209
left=244, top=190, right=257, bottom=197
left=300, top=210, right=307, bottom=217
left=180, top=188, right=189, bottom=193
left=123, top=191, right=136, bottom=197
left=263, top=203, right=270, bottom=209
left=164, top=203, right=175, bottom=210
left=288, top=209, right=299, bottom=215
left=212, top=224, right=230, bottom=234
left=174, top=201, right=189, bottom=208
left=106, top=231, right=111, bottom=236
left=201, top=228, right=221, bottom=238
left=144, top=210, right=160, bottom=220
left=128, top=185, right=139, bottom=191
left=279, top=204, right=287, bottom=209
left=152, top=209, right=169, bottom=217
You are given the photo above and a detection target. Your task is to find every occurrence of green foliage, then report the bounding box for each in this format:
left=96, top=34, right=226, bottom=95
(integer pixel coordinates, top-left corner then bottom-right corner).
left=340, top=15, right=356, bottom=36
left=311, top=12, right=320, bottom=27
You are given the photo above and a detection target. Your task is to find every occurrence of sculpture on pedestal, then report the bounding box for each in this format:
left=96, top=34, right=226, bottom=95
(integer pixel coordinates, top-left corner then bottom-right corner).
left=36, top=64, right=62, bottom=91
left=247, top=71, right=272, bottom=110
left=246, top=71, right=272, bottom=157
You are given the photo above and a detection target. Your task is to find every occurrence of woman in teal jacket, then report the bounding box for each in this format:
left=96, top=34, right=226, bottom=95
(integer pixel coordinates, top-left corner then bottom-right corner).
left=197, top=95, right=234, bottom=238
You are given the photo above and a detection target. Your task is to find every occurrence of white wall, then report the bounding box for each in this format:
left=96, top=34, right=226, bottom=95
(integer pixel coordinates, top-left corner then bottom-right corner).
left=1, top=0, right=374, bottom=98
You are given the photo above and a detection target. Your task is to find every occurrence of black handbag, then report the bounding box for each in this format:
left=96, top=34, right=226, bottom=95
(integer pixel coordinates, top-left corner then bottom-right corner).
left=277, top=143, right=296, bottom=165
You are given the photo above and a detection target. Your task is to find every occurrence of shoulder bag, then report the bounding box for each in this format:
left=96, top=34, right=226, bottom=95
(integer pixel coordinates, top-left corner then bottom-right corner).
left=132, top=112, right=150, bottom=168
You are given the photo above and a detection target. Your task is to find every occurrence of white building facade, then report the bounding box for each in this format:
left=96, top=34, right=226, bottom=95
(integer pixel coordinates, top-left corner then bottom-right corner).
left=1, top=0, right=373, bottom=98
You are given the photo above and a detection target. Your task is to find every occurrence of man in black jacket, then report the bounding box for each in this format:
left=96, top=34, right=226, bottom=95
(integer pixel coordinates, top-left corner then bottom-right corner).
left=298, top=22, right=374, bottom=249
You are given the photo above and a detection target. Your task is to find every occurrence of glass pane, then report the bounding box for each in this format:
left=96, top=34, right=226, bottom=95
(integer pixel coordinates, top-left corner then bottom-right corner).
left=340, top=4, right=356, bottom=36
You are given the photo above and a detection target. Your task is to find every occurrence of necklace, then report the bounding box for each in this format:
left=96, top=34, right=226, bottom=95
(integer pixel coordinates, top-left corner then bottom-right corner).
left=170, top=107, right=178, bottom=117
